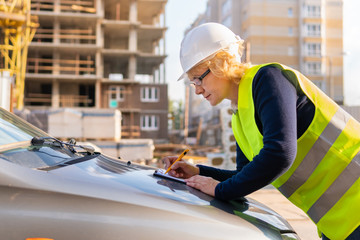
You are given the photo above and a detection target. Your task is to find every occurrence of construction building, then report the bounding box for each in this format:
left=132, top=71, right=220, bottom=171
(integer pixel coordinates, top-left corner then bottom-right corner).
left=184, top=0, right=344, bottom=160
left=192, top=0, right=344, bottom=102
left=23, top=0, right=168, bottom=141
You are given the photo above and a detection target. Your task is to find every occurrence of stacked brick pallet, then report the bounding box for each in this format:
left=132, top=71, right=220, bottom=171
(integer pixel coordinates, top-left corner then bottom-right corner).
left=206, top=107, right=237, bottom=170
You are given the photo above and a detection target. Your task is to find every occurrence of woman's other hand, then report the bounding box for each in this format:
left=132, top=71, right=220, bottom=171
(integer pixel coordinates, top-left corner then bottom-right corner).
left=186, top=175, right=219, bottom=197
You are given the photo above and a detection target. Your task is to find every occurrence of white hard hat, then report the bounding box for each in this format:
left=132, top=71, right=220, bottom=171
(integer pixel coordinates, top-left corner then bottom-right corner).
left=178, top=22, right=242, bottom=80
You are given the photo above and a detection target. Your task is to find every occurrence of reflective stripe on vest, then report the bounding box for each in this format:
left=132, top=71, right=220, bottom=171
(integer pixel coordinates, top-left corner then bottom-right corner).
left=278, top=107, right=351, bottom=198
left=232, top=63, right=360, bottom=240
left=307, top=151, right=360, bottom=223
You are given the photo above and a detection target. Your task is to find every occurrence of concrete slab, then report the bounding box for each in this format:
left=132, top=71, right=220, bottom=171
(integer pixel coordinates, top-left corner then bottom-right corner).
left=248, top=188, right=320, bottom=240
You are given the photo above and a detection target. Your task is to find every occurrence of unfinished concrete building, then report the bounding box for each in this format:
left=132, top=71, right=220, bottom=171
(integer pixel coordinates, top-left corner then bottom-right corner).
left=185, top=0, right=344, bottom=148
left=195, top=0, right=344, bottom=103
left=25, top=0, right=168, bottom=141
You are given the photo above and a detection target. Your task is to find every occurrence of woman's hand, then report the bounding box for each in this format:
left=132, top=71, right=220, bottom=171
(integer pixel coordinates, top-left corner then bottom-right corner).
left=162, top=156, right=199, bottom=179
left=185, top=175, right=219, bottom=197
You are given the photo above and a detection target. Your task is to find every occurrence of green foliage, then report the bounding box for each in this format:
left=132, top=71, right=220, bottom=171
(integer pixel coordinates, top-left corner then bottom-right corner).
left=168, top=98, right=184, bottom=130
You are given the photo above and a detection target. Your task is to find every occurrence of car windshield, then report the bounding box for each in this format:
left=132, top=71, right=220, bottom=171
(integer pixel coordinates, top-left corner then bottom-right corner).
left=0, top=108, right=49, bottom=145
left=0, top=108, right=82, bottom=169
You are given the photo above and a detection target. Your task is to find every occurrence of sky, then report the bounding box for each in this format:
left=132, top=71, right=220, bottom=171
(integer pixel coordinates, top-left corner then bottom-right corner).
left=343, top=0, right=360, bottom=105
left=165, top=0, right=360, bottom=106
left=164, top=0, right=207, bottom=102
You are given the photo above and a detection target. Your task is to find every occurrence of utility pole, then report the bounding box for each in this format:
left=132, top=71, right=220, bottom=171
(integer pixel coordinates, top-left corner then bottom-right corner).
left=184, top=85, right=189, bottom=139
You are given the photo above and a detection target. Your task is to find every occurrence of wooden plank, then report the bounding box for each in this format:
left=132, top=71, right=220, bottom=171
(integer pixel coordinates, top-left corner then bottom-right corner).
left=59, top=5, right=95, bottom=13
left=36, top=29, right=93, bottom=34
left=27, top=93, right=52, bottom=98
left=24, top=98, right=52, bottom=103
left=33, top=34, right=54, bottom=38
left=34, top=29, right=54, bottom=33
left=31, top=2, right=95, bottom=13
left=28, top=58, right=94, bottom=64
left=31, top=0, right=55, bottom=3
left=59, top=34, right=96, bottom=39
left=34, top=34, right=96, bottom=40
left=59, top=95, right=92, bottom=105
left=59, top=29, right=93, bottom=34
left=60, top=0, right=94, bottom=6
left=27, top=65, right=95, bottom=72
left=122, top=126, right=140, bottom=131
left=31, top=3, right=54, bottom=10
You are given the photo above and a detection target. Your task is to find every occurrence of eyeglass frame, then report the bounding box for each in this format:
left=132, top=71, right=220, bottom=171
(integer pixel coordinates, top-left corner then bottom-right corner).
left=190, top=69, right=211, bottom=86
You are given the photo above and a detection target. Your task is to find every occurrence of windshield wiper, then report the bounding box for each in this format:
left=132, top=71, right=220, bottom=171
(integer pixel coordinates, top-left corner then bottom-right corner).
left=37, top=152, right=100, bottom=171
left=31, top=136, right=95, bottom=155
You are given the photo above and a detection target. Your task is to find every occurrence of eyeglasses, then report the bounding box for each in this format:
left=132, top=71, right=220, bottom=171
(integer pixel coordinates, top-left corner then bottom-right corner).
left=190, top=69, right=210, bottom=86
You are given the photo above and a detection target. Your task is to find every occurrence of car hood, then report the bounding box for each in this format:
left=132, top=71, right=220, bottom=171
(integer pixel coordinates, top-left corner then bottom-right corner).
left=0, top=154, right=295, bottom=239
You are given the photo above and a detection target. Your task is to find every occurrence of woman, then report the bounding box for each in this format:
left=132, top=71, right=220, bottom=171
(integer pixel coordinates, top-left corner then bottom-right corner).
left=163, top=22, right=360, bottom=240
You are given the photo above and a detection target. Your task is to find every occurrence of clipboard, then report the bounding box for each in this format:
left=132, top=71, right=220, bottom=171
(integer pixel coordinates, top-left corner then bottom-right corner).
left=153, top=169, right=186, bottom=184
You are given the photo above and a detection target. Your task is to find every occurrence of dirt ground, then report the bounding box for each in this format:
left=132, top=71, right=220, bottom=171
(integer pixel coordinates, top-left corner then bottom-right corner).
left=248, top=188, right=320, bottom=240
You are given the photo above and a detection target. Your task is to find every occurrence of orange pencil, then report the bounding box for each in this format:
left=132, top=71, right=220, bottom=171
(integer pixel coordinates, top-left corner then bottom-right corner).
left=164, top=149, right=189, bottom=174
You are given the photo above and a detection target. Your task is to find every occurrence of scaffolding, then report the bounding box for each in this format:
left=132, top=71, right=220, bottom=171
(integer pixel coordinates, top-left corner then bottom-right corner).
left=0, top=0, right=37, bottom=110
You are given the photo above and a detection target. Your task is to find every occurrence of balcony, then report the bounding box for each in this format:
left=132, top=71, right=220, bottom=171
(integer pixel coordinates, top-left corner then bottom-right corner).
left=31, top=0, right=96, bottom=14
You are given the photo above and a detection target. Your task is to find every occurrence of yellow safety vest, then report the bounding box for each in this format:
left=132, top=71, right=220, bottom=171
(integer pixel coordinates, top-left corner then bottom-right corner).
left=232, top=63, right=360, bottom=240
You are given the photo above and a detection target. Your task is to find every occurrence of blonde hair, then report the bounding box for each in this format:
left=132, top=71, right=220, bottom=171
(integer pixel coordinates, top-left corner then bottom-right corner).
left=188, top=44, right=251, bottom=84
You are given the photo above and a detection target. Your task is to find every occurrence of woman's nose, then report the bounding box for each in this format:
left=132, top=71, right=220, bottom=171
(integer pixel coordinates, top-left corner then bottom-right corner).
left=194, top=85, right=204, bottom=95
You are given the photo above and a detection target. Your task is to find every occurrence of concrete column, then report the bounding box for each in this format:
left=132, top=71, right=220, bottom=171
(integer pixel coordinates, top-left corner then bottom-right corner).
left=96, top=19, right=103, bottom=48
left=128, top=0, right=137, bottom=81
left=129, top=27, right=137, bottom=52
left=95, top=16, right=103, bottom=112
left=96, top=51, right=103, bottom=78
left=54, top=21, right=60, bottom=45
left=95, top=79, right=101, bottom=108
left=95, top=0, right=104, bottom=18
left=95, top=49, right=103, bottom=108
left=128, top=55, right=136, bottom=80
left=54, top=0, right=60, bottom=13
left=129, top=0, right=137, bottom=22
left=52, top=79, right=60, bottom=108
left=53, top=51, right=60, bottom=75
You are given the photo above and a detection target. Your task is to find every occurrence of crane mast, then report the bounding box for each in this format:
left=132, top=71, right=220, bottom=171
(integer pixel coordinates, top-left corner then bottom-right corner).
left=0, top=0, right=37, bottom=110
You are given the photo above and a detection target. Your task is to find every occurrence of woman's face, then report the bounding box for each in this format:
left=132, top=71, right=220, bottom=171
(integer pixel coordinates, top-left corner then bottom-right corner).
left=190, top=67, right=233, bottom=106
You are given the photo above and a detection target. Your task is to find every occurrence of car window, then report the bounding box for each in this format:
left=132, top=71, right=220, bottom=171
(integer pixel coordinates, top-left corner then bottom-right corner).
left=0, top=108, right=49, bottom=145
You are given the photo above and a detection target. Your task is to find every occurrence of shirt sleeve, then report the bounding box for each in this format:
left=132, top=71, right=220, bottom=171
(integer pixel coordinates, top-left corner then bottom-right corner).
left=215, top=66, right=298, bottom=200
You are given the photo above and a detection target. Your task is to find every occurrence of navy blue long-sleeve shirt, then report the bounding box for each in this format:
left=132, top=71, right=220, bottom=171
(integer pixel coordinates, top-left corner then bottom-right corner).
left=198, top=65, right=315, bottom=200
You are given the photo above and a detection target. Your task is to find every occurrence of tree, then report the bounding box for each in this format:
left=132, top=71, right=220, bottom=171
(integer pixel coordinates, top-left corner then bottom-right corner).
left=168, top=98, right=184, bottom=130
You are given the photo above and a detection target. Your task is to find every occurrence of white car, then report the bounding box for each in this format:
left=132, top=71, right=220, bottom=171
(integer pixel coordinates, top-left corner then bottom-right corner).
left=0, top=107, right=300, bottom=240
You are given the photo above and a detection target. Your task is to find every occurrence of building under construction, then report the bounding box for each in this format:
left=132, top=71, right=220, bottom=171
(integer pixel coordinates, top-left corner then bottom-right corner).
left=187, top=0, right=345, bottom=140
left=23, top=0, right=168, bottom=140
left=182, top=0, right=345, bottom=168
